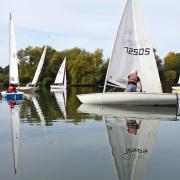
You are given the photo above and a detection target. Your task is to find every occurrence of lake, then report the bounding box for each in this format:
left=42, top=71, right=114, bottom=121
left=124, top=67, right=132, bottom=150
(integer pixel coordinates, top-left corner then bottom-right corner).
left=0, top=87, right=180, bottom=180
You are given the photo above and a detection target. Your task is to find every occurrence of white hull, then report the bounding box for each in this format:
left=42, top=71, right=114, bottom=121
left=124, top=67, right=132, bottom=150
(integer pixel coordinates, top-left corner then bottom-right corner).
left=78, top=104, right=178, bottom=121
left=16, top=86, right=38, bottom=93
left=50, top=85, right=66, bottom=89
left=172, top=86, right=180, bottom=91
left=77, top=92, right=178, bottom=106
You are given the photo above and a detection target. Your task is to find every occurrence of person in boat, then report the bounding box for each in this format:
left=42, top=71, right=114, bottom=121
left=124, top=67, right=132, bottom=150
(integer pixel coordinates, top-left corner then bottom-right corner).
left=125, top=70, right=142, bottom=92
left=26, top=81, right=32, bottom=87
left=126, top=120, right=142, bottom=135
left=7, top=84, right=16, bottom=93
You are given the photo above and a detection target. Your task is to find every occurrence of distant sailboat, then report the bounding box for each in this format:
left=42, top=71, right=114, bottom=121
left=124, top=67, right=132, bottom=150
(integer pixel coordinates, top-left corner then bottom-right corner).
left=50, top=57, right=67, bottom=90
left=77, top=0, right=178, bottom=106
left=17, top=43, right=47, bottom=93
left=11, top=103, right=20, bottom=174
left=1, top=13, right=24, bottom=100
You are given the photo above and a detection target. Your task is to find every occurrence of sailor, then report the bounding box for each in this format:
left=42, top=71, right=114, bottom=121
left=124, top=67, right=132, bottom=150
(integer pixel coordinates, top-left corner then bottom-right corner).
left=126, top=120, right=142, bottom=135
left=26, top=81, right=32, bottom=87
left=7, top=84, right=14, bottom=93
left=7, top=84, right=16, bottom=93
left=125, top=70, right=142, bottom=92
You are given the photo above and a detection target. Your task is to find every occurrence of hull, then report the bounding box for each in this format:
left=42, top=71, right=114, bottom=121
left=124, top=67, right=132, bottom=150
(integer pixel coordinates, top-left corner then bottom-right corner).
left=1, top=91, right=24, bottom=100
left=77, top=92, right=178, bottom=106
left=16, top=86, right=38, bottom=93
left=50, top=85, right=66, bottom=89
left=172, top=86, right=180, bottom=91
left=78, top=104, right=178, bottom=121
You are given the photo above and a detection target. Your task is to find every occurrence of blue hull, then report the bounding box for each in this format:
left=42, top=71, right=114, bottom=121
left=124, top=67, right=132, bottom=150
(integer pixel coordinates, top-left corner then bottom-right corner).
left=1, top=91, right=24, bottom=101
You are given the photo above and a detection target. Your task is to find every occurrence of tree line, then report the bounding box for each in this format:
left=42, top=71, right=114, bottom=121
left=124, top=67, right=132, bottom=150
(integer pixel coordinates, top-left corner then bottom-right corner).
left=0, top=46, right=179, bottom=87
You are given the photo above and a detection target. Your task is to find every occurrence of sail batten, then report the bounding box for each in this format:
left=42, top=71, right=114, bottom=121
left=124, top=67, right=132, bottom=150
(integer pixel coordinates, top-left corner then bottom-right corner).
left=105, top=0, right=162, bottom=93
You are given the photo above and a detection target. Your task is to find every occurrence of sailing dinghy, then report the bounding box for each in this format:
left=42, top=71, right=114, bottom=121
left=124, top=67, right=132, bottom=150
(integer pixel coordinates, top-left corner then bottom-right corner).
left=77, top=0, right=178, bottom=106
left=16, top=43, right=47, bottom=93
left=1, top=13, right=24, bottom=100
left=50, top=57, right=67, bottom=90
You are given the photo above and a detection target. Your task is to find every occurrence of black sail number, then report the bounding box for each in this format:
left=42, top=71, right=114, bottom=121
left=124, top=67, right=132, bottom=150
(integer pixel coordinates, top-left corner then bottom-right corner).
left=124, top=47, right=150, bottom=55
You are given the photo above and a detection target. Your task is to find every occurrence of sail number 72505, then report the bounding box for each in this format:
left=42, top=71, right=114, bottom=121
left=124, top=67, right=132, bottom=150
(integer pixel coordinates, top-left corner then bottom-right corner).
left=124, top=47, right=150, bottom=55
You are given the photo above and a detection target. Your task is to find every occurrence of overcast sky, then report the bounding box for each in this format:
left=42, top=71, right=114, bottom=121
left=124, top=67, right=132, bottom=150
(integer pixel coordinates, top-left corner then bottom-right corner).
left=0, top=0, right=179, bottom=67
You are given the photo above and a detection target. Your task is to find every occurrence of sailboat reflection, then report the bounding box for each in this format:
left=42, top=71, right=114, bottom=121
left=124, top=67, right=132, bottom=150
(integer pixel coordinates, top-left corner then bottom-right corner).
left=24, top=93, right=47, bottom=135
left=9, top=100, right=20, bottom=174
left=78, top=104, right=178, bottom=121
left=106, top=118, right=159, bottom=180
left=51, top=89, right=67, bottom=120
left=77, top=104, right=167, bottom=180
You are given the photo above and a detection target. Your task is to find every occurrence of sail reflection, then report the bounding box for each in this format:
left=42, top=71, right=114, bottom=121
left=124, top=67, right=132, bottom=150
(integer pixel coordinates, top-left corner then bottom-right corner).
left=106, top=118, right=159, bottom=180
left=77, top=104, right=178, bottom=180
left=10, top=101, right=20, bottom=174
left=24, top=93, right=47, bottom=135
left=51, top=89, right=67, bottom=120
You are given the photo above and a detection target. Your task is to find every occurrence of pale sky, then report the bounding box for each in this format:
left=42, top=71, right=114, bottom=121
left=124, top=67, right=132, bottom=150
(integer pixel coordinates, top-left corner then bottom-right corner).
left=0, top=0, right=179, bottom=67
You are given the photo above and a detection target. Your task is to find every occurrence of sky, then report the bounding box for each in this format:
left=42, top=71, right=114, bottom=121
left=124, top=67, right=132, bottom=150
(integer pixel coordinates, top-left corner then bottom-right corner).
left=0, top=0, right=179, bottom=67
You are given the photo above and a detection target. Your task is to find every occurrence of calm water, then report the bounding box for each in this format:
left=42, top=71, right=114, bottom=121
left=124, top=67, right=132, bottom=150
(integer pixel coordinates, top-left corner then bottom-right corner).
left=0, top=87, right=180, bottom=180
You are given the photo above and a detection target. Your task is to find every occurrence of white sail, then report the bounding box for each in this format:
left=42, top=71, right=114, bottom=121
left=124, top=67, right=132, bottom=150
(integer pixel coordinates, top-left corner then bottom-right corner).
left=31, top=96, right=47, bottom=135
left=178, top=76, right=180, bottom=84
left=64, top=70, right=67, bottom=88
left=106, top=119, right=159, bottom=180
left=54, top=57, right=66, bottom=85
left=54, top=90, right=67, bottom=119
left=31, top=43, right=47, bottom=86
left=9, top=13, right=19, bottom=85
left=105, top=0, right=162, bottom=93
left=11, top=105, right=20, bottom=174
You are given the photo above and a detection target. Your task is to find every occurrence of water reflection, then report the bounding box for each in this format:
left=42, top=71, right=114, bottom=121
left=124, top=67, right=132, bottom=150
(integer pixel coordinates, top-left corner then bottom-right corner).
left=0, top=87, right=180, bottom=180
left=106, top=118, right=159, bottom=180
left=24, top=93, right=48, bottom=135
left=51, top=89, right=67, bottom=120
left=78, top=104, right=178, bottom=121
left=78, top=103, right=178, bottom=180
left=10, top=101, right=21, bottom=175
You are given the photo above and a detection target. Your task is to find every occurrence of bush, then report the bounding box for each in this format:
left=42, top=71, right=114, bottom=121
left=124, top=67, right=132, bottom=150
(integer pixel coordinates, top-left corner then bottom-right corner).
left=2, top=79, right=9, bottom=87
left=162, top=70, right=176, bottom=84
left=42, top=77, right=53, bottom=87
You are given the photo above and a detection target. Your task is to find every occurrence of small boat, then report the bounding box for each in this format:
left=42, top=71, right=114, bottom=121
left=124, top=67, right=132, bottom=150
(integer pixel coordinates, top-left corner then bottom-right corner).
left=1, top=91, right=24, bottom=101
left=77, top=0, right=178, bottom=106
left=50, top=57, right=67, bottom=90
left=1, top=13, right=24, bottom=100
left=16, top=43, right=47, bottom=93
